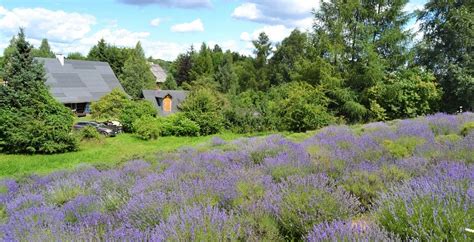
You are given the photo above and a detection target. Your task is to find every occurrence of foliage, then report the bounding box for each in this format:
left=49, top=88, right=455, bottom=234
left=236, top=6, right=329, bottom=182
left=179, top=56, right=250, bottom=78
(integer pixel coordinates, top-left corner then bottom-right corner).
left=119, top=42, right=156, bottom=98
left=90, top=88, right=130, bottom=120
left=132, top=116, right=161, bottom=140
left=268, top=82, right=335, bottom=132
left=77, top=126, right=102, bottom=141
left=224, top=90, right=269, bottom=133
left=460, top=121, right=474, bottom=137
left=119, top=100, right=156, bottom=133
left=159, top=113, right=200, bottom=137
left=375, top=162, right=473, bottom=241
left=32, top=39, right=55, bottom=58
left=180, top=87, right=227, bottom=135
left=368, top=68, right=442, bottom=120
left=161, top=74, right=178, bottom=90
left=0, top=29, right=77, bottom=154
left=417, top=0, right=474, bottom=111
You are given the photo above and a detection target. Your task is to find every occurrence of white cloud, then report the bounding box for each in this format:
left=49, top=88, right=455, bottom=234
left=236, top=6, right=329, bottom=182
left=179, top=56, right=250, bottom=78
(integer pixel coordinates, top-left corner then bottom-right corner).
left=150, top=18, right=161, bottom=27
left=0, top=6, right=96, bottom=43
left=232, top=0, right=320, bottom=28
left=232, top=3, right=261, bottom=20
left=240, top=25, right=293, bottom=43
left=171, top=18, right=204, bottom=32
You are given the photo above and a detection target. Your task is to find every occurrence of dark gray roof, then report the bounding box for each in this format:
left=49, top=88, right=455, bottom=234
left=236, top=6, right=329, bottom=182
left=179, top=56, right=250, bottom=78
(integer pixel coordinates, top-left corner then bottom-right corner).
left=36, top=57, right=124, bottom=104
left=150, top=64, right=167, bottom=83
left=142, top=89, right=189, bottom=116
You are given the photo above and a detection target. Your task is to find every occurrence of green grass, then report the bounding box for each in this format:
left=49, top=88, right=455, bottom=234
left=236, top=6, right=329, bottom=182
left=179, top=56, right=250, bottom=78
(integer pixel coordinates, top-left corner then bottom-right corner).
left=0, top=133, right=247, bottom=179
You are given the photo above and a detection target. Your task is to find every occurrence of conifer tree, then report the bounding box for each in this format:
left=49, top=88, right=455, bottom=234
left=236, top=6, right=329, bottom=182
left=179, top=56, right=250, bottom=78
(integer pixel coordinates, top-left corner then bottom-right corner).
left=0, top=29, right=77, bottom=154
left=120, top=42, right=155, bottom=98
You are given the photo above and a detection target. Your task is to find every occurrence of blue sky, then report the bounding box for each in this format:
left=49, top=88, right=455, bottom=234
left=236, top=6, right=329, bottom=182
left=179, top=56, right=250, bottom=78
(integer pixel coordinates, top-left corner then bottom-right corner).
left=0, top=0, right=426, bottom=61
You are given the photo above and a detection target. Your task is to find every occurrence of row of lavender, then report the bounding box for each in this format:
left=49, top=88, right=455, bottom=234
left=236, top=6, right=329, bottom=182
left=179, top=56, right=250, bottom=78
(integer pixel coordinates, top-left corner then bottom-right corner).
left=1, top=113, right=473, bottom=241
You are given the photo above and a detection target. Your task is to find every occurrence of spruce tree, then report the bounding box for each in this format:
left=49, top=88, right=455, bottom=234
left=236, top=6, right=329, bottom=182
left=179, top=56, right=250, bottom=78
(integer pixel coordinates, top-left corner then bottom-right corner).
left=0, top=29, right=77, bottom=154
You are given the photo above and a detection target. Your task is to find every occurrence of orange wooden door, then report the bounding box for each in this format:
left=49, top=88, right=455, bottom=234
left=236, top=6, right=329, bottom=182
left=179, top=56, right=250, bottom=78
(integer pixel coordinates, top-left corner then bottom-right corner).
left=163, top=96, right=172, bottom=112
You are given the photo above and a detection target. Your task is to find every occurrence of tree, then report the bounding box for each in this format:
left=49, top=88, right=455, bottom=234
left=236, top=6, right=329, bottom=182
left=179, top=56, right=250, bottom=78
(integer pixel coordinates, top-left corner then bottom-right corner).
left=270, top=30, right=309, bottom=85
left=87, top=39, right=133, bottom=77
left=173, top=50, right=194, bottom=86
left=368, top=67, right=442, bottom=120
left=119, top=100, right=157, bottom=133
left=190, top=43, right=214, bottom=81
left=32, top=39, right=55, bottom=58
left=417, top=0, right=474, bottom=111
left=180, top=87, right=227, bottom=135
left=90, top=88, right=130, bottom=119
left=119, top=42, right=156, bottom=98
left=214, top=55, right=239, bottom=94
left=252, top=32, right=272, bottom=90
left=0, top=29, right=77, bottom=154
left=162, top=74, right=178, bottom=90
left=267, top=82, right=335, bottom=132
left=67, top=52, right=87, bottom=60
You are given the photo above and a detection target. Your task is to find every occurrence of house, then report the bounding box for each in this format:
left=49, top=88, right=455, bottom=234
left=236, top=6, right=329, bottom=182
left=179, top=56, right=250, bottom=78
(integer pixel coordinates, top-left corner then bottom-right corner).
left=37, top=55, right=124, bottom=115
left=142, top=89, right=189, bottom=116
left=150, top=63, right=167, bottom=88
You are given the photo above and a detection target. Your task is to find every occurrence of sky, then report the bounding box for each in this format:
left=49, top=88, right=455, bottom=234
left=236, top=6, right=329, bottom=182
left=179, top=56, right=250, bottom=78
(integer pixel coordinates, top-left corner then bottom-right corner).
left=0, top=0, right=427, bottom=61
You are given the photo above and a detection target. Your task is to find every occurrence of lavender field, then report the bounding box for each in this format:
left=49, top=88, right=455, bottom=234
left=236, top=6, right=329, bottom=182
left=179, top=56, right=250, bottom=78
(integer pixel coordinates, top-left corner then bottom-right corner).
left=1, top=113, right=473, bottom=241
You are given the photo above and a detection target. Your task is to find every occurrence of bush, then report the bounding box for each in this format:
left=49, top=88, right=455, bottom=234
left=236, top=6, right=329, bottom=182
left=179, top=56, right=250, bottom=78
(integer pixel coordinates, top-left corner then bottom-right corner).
left=133, top=116, right=161, bottom=140
left=268, top=82, right=335, bottom=132
left=160, top=113, right=200, bottom=137
left=368, top=67, right=442, bottom=120
left=342, top=171, right=385, bottom=210
left=460, top=121, right=474, bottom=136
left=225, top=90, right=269, bottom=133
left=119, top=100, right=157, bottom=133
left=375, top=162, right=473, bottom=241
left=267, top=175, right=360, bottom=240
left=180, top=88, right=227, bottom=135
left=77, top=126, right=102, bottom=141
left=90, top=89, right=130, bottom=119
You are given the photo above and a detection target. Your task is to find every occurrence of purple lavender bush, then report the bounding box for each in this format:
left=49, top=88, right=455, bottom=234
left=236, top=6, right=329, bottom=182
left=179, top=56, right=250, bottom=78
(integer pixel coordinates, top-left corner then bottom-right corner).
left=375, top=162, right=473, bottom=241
left=306, top=220, right=400, bottom=241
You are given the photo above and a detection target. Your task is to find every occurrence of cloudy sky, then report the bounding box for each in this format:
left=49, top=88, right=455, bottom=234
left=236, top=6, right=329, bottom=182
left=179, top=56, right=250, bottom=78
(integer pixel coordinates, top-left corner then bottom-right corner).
left=0, top=0, right=426, bottom=61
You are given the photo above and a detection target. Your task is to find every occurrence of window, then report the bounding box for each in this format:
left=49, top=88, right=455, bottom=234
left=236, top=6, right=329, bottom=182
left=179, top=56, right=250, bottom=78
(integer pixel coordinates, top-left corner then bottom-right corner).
left=163, top=95, right=172, bottom=112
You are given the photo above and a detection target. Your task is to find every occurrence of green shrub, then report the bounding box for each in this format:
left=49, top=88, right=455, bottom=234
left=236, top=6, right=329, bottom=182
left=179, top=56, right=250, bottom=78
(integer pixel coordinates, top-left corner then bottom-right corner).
left=268, top=82, right=335, bottom=132
left=225, top=90, right=269, bottom=133
left=133, top=116, right=161, bottom=140
left=342, top=171, right=385, bottom=209
left=180, top=88, right=227, bottom=136
left=90, top=88, right=130, bottom=119
left=78, top=126, right=102, bottom=141
left=383, top=137, right=425, bottom=159
left=460, top=121, right=474, bottom=136
left=160, top=113, right=200, bottom=137
left=119, top=100, right=157, bottom=133
left=368, top=67, right=442, bottom=120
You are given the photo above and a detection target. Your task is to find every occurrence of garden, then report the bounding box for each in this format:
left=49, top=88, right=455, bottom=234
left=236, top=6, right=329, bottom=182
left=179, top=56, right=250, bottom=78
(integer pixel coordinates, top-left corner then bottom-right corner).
left=1, top=113, right=472, bottom=240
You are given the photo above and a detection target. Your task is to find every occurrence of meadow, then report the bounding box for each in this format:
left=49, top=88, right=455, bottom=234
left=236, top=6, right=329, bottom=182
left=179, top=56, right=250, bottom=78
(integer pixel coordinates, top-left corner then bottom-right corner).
left=0, top=113, right=473, bottom=241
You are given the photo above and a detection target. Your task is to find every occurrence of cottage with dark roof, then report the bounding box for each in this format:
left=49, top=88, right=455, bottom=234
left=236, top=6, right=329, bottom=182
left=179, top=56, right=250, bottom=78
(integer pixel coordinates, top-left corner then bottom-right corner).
left=37, top=55, right=124, bottom=115
left=142, top=89, right=189, bottom=116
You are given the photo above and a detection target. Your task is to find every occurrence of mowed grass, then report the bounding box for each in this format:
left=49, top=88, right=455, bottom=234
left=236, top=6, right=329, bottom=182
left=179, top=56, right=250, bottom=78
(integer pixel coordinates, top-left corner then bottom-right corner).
left=0, top=133, right=250, bottom=179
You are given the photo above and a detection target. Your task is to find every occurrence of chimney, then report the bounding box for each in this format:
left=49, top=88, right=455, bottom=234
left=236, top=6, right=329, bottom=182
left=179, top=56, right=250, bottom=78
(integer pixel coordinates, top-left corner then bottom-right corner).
left=56, top=53, right=65, bottom=66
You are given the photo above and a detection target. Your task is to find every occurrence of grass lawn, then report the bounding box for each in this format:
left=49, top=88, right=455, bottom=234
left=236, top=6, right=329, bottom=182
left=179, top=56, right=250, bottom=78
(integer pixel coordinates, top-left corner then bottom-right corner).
left=0, top=133, right=252, bottom=179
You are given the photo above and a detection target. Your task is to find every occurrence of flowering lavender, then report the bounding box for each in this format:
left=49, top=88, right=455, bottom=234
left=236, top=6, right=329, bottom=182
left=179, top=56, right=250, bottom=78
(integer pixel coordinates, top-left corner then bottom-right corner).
left=306, top=220, right=400, bottom=241
left=0, top=113, right=472, bottom=241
